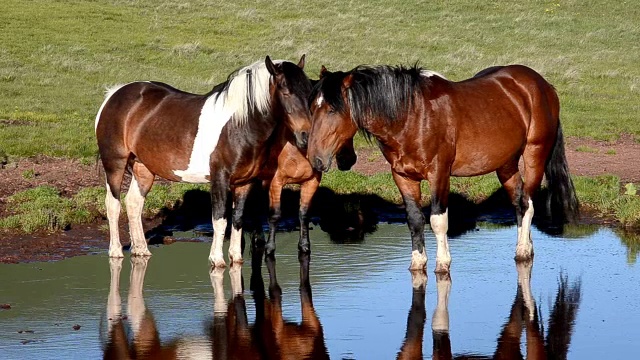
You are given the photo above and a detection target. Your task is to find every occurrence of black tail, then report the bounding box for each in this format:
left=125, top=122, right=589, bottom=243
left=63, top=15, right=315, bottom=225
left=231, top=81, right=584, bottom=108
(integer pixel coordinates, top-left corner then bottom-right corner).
left=545, top=124, right=579, bottom=223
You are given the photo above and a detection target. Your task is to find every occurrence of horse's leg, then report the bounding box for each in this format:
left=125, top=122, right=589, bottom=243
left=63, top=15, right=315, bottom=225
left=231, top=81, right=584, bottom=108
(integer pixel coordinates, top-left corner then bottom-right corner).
left=229, top=183, right=252, bottom=264
left=209, top=170, right=230, bottom=268
left=428, top=172, right=451, bottom=274
left=397, top=270, right=427, bottom=360
left=266, top=172, right=285, bottom=257
left=298, top=174, right=321, bottom=253
left=126, top=162, right=154, bottom=257
left=431, top=273, right=452, bottom=360
left=103, top=155, right=129, bottom=258
left=392, top=172, right=426, bottom=271
left=496, top=160, right=525, bottom=242
left=517, top=147, right=548, bottom=260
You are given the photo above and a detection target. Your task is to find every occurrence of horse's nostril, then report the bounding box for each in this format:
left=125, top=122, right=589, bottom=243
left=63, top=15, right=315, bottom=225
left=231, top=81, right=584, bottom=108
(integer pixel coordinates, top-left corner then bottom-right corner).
left=313, top=157, right=323, bottom=171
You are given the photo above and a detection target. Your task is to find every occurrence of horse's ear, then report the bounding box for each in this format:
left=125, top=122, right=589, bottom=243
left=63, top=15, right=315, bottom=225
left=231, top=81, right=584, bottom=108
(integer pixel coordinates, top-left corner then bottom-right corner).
left=265, top=56, right=279, bottom=76
left=297, top=54, right=306, bottom=69
left=319, top=65, right=329, bottom=78
left=343, top=73, right=354, bottom=89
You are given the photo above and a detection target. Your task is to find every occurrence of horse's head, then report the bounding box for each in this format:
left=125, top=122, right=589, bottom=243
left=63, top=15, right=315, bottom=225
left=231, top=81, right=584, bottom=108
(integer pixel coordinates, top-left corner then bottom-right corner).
left=265, top=55, right=312, bottom=150
left=308, top=66, right=358, bottom=172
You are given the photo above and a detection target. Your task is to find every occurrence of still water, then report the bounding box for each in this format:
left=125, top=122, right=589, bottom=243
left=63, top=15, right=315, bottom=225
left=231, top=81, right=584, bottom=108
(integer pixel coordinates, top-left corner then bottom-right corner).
left=0, top=223, right=638, bottom=359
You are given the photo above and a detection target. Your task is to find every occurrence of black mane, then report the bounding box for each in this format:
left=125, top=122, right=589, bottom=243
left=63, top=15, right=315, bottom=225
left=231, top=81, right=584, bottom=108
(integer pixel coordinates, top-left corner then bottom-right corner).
left=310, top=65, right=428, bottom=128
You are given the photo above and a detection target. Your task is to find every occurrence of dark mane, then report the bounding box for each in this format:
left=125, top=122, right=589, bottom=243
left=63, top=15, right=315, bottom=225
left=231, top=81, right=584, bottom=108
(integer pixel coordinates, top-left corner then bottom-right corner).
left=311, top=65, right=428, bottom=128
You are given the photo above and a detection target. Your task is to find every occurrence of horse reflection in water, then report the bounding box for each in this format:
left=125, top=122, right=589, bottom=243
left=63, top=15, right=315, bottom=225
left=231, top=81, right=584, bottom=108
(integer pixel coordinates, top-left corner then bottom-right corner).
left=209, top=248, right=329, bottom=359
left=102, top=250, right=327, bottom=359
left=397, top=261, right=582, bottom=360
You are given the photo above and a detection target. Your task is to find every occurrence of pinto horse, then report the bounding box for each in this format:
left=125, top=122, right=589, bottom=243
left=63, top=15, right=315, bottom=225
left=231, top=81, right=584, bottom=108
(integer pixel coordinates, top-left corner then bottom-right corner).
left=308, top=64, right=579, bottom=272
left=96, top=56, right=311, bottom=267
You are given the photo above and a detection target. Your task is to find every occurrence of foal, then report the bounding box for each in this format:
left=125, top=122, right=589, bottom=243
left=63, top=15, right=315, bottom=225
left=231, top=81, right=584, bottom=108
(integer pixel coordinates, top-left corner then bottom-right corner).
left=96, top=56, right=311, bottom=267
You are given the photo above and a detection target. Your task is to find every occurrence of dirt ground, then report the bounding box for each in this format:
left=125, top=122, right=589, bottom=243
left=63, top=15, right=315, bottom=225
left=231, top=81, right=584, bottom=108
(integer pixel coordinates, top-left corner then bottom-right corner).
left=0, top=135, right=638, bottom=263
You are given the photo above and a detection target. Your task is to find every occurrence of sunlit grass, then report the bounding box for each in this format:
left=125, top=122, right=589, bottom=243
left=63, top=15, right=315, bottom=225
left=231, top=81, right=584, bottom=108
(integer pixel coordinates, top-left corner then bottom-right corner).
left=0, top=0, right=639, bottom=161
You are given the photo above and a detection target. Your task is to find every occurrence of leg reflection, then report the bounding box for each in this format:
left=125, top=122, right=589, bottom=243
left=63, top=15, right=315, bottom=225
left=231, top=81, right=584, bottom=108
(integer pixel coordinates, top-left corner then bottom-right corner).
left=397, top=271, right=428, bottom=360
left=431, top=273, right=452, bottom=360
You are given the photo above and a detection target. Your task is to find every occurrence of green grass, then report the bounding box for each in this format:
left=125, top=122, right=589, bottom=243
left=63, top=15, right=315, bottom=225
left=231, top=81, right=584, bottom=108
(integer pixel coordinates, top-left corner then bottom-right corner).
left=1, top=0, right=639, bottom=161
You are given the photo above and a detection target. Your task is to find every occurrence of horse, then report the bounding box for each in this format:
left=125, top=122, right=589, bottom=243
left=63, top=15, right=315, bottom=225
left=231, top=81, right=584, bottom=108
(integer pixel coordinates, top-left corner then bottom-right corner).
left=307, top=64, right=579, bottom=272
left=95, top=55, right=312, bottom=267
left=258, top=125, right=357, bottom=256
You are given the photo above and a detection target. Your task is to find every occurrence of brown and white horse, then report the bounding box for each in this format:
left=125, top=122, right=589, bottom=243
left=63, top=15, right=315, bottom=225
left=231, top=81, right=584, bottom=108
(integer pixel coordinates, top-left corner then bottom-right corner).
left=307, top=64, right=579, bottom=272
left=96, top=56, right=311, bottom=267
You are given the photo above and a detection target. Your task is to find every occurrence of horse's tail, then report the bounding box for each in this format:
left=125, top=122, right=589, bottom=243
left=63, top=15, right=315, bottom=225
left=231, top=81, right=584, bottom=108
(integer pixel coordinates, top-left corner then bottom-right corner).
left=544, top=124, right=579, bottom=223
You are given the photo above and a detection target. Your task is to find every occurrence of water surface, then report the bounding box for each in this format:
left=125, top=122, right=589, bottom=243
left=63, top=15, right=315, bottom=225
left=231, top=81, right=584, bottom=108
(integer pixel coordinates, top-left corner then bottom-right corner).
left=1, top=223, right=638, bottom=359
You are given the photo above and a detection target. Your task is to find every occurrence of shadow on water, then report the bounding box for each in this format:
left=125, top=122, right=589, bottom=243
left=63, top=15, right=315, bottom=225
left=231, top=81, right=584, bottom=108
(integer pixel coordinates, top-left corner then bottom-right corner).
left=102, top=246, right=330, bottom=359
left=145, top=185, right=600, bottom=246
left=101, top=251, right=581, bottom=360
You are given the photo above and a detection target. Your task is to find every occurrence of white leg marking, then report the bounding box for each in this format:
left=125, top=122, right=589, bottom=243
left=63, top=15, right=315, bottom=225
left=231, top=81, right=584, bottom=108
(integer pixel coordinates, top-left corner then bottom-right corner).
left=210, top=267, right=227, bottom=316
left=516, top=200, right=534, bottom=260
left=126, top=177, right=151, bottom=257
left=431, top=209, right=451, bottom=273
left=106, top=182, right=124, bottom=258
left=229, top=263, right=243, bottom=296
left=228, top=226, right=243, bottom=263
left=432, top=274, right=452, bottom=333
left=127, top=256, right=149, bottom=336
left=516, top=260, right=536, bottom=320
left=410, top=249, right=428, bottom=270
left=107, top=258, right=123, bottom=334
left=209, top=218, right=227, bottom=267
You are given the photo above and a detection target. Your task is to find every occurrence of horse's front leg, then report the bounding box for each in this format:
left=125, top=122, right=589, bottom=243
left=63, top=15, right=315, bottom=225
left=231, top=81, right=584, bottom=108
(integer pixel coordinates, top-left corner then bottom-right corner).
left=392, top=172, right=427, bottom=271
left=266, top=172, right=284, bottom=257
left=209, top=170, right=229, bottom=268
left=229, top=183, right=253, bottom=264
left=428, top=171, right=452, bottom=274
left=298, top=174, right=320, bottom=254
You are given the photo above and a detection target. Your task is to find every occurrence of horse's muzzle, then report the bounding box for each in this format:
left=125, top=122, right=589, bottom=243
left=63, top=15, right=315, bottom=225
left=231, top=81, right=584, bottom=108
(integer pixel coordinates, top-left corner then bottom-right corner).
left=312, top=156, right=331, bottom=173
left=296, top=131, right=309, bottom=150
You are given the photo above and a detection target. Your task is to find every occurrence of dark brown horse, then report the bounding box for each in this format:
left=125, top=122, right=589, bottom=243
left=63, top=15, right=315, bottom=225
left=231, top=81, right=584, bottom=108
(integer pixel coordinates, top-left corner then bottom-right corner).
left=307, top=64, right=579, bottom=272
left=96, top=56, right=312, bottom=267
left=258, top=131, right=356, bottom=256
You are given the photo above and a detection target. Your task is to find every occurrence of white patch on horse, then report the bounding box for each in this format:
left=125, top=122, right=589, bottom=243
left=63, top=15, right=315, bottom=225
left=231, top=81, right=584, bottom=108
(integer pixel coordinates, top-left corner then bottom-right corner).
left=316, top=94, right=324, bottom=107
left=431, top=209, right=451, bottom=270
left=209, top=217, right=227, bottom=267
left=105, top=182, right=123, bottom=258
left=173, top=60, right=284, bottom=183
left=173, top=94, right=233, bottom=183
left=421, top=69, right=447, bottom=80
left=228, top=226, right=243, bottom=263
left=95, top=83, right=130, bottom=132
left=516, top=199, right=534, bottom=259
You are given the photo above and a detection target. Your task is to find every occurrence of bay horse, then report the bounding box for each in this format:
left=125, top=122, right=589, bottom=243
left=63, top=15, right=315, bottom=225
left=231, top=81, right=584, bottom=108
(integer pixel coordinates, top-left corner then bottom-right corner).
left=258, top=129, right=356, bottom=256
left=307, top=64, right=579, bottom=272
left=96, top=56, right=312, bottom=267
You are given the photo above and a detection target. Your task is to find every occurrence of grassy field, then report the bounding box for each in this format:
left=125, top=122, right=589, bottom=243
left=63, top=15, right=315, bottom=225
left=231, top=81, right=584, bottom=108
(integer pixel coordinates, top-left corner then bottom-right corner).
left=1, top=0, right=639, bottom=233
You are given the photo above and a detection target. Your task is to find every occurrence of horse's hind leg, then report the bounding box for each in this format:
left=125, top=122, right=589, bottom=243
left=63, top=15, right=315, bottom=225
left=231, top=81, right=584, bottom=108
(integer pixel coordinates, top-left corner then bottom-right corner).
left=496, top=160, right=526, bottom=251
left=126, top=162, right=154, bottom=257
left=266, top=172, right=285, bottom=257
left=103, top=156, right=128, bottom=258
left=298, top=174, right=320, bottom=253
left=517, top=145, right=550, bottom=260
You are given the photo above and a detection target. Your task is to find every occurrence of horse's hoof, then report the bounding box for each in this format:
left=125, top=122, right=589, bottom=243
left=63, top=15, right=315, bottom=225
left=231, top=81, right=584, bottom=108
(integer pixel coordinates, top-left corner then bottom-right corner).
left=514, top=248, right=534, bottom=261
left=108, top=249, right=124, bottom=258
left=434, top=263, right=451, bottom=274
left=229, top=253, right=244, bottom=264
left=409, top=249, right=427, bottom=270
left=131, top=247, right=152, bottom=257
left=264, top=243, right=276, bottom=256
left=209, top=257, right=227, bottom=268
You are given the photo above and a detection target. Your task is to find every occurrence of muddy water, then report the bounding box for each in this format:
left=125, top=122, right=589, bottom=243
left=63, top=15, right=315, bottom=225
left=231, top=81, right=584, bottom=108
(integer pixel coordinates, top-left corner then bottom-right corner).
left=0, top=223, right=638, bottom=359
